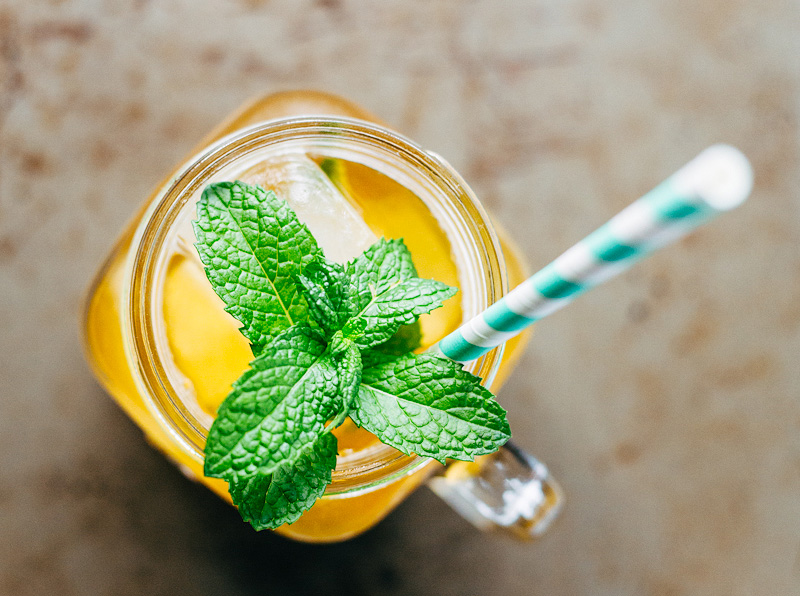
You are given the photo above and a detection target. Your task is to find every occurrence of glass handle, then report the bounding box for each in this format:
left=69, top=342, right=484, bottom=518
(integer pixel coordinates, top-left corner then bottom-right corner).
left=427, top=442, right=563, bottom=540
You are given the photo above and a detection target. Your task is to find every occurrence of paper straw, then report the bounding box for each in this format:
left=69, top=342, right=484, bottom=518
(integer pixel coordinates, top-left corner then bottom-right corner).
left=437, top=144, right=753, bottom=363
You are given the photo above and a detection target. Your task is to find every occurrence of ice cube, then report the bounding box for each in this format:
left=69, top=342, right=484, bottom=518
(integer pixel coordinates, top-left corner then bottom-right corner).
left=237, top=154, right=377, bottom=263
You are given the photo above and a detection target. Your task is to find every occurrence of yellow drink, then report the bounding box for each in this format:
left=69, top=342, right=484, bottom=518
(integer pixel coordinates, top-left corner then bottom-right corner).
left=83, top=92, right=531, bottom=542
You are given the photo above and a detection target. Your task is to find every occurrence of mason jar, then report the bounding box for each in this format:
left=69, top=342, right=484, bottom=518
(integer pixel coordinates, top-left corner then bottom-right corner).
left=82, top=91, right=562, bottom=543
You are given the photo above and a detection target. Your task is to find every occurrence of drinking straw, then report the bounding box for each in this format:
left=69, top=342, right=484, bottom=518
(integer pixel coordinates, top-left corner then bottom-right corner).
left=437, top=144, right=753, bottom=363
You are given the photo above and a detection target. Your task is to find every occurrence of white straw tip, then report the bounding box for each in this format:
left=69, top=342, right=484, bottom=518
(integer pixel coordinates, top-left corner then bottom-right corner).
left=672, top=144, right=753, bottom=211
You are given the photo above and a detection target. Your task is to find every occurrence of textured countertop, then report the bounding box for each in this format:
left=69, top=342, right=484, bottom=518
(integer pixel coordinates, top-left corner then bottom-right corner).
left=1, top=1, right=799, bottom=595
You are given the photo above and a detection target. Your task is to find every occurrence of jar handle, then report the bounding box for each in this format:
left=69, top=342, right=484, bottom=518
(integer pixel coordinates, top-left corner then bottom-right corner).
left=426, top=442, right=563, bottom=539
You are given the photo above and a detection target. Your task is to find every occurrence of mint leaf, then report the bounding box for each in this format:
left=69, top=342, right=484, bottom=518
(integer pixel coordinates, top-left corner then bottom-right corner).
left=328, top=333, right=361, bottom=429
left=296, top=257, right=352, bottom=336
left=343, top=277, right=456, bottom=348
left=229, top=432, right=338, bottom=530
left=374, top=321, right=422, bottom=355
left=351, top=353, right=511, bottom=464
left=196, top=184, right=512, bottom=533
left=204, top=324, right=341, bottom=481
left=193, top=181, right=322, bottom=353
left=296, top=237, right=455, bottom=349
left=341, top=238, right=455, bottom=348
left=348, top=237, right=418, bottom=292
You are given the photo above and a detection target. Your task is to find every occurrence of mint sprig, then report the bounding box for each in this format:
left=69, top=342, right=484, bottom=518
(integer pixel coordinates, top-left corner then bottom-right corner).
left=352, top=353, right=511, bottom=464
left=193, top=181, right=322, bottom=354
left=295, top=257, right=351, bottom=336
left=229, top=433, right=338, bottom=529
left=343, top=239, right=456, bottom=348
left=195, top=180, right=511, bottom=530
left=203, top=324, right=341, bottom=479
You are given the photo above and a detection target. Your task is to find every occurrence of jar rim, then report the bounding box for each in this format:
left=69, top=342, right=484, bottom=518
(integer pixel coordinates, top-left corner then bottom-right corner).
left=124, top=116, right=508, bottom=494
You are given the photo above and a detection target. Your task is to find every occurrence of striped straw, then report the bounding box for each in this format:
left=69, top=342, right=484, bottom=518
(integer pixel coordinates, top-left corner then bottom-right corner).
left=437, top=144, right=753, bottom=363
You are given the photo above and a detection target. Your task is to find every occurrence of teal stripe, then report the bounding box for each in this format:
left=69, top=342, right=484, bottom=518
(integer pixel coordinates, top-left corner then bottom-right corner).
left=533, top=267, right=583, bottom=299
left=438, top=332, right=489, bottom=361
left=583, top=182, right=706, bottom=264
left=483, top=301, right=536, bottom=332
left=645, top=181, right=704, bottom=221
left=658, top=200, right=700, bottom=219
left=584, top=228, right=639, bottom=262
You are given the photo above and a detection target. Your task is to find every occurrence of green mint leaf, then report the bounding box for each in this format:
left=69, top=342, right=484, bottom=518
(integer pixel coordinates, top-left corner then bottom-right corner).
left=295, top=257, right=353, bottom=336
left=343, top=277, right=456, bottom=349
left=343, top=238, right=456, bottom=348
left=194, top=183, right=509, bottom=532
left=351, top=353, right=511, bottom=464
left=373, top=321, right=423, bottom=355
left=204, top=324, right=341, bottom=481
left=347, top=237, right=418, bottom=293
left=358, top=347, right=401, bottom=373
left=193, top=181, right=322, bottom=354
left=228, top=432, right=338, bottom=530
left=327, top=333, right=362, bottom=429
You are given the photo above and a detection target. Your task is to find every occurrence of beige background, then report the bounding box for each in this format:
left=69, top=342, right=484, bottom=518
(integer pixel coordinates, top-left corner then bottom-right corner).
left=1, top=1, right=799, bottom=595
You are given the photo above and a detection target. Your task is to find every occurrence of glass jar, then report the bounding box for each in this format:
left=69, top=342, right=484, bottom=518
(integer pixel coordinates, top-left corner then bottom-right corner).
left=82, top=91, right=562, bottom=543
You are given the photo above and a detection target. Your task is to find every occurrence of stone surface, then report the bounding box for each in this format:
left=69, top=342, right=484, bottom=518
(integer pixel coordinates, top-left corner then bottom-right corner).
left=1, top=1, right=799, bottom=595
